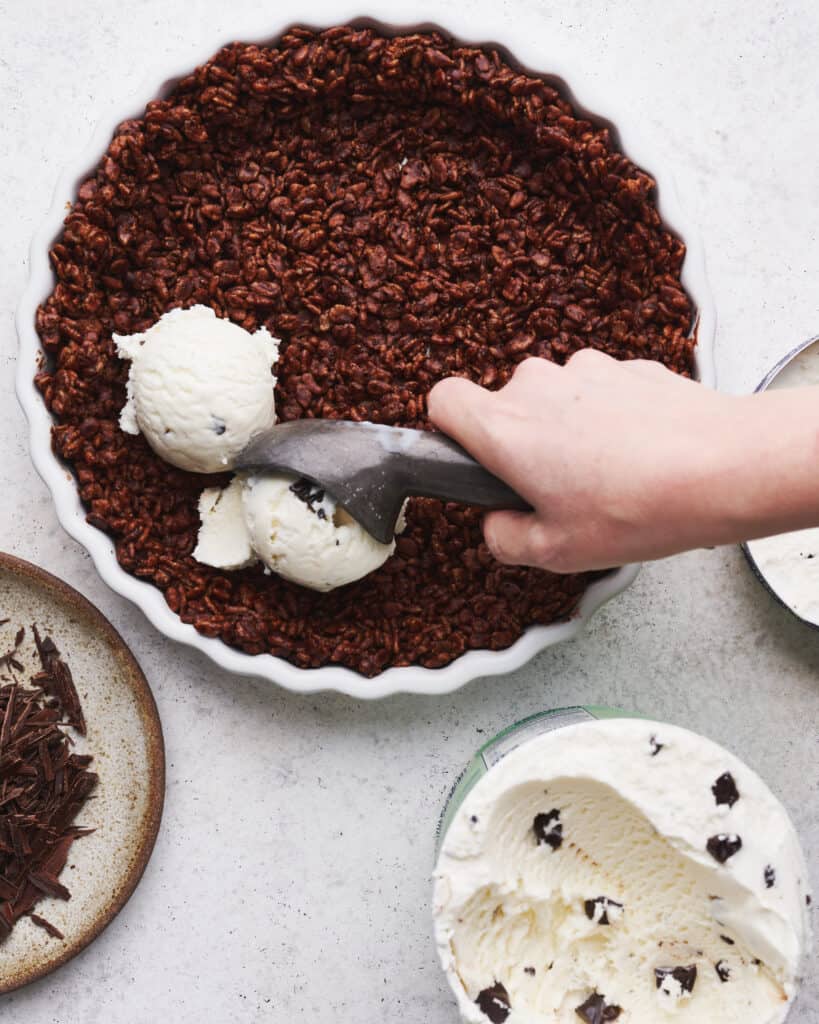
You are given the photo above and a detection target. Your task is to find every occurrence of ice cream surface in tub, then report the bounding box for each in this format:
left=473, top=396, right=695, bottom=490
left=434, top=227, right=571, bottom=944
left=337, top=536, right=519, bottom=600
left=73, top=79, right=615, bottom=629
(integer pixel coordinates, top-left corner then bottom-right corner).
left=433, top=716, right=811, bottom=1024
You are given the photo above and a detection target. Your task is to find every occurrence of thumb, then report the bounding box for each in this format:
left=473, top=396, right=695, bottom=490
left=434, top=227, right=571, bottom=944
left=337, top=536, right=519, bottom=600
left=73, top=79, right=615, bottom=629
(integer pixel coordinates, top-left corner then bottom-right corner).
left=483, top=510, right=562, bottom=571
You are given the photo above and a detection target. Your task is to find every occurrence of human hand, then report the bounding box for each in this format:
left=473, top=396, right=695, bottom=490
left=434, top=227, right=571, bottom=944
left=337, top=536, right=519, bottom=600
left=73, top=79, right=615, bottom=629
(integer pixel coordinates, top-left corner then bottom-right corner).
left=427, top=351, right=819, bottom=573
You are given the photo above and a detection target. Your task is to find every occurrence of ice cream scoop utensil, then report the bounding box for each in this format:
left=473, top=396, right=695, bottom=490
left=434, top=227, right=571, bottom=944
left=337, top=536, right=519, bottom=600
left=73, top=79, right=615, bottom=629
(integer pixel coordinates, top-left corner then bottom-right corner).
left=235, top=420, right=531, bottom=544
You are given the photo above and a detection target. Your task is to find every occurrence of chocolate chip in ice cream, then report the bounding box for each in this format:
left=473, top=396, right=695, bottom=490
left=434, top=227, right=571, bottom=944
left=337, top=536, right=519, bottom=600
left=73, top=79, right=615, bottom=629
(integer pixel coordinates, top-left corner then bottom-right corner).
left=533, top=810, right=563, bottom=850
left=289, top=478, right=328, bottom=520
left=712, top=772, right=740, bottom=807
left=574, top=992, right=622, bottom=1022
left=584, top=897, right=624, bottom=925
left=655, top=965, right=698, bottom=997
left=523, top=966, right=536, bottom=976
left=715, top=960, right=731, bottom=983
left=765, top=865, right=776, bottom=888
left=475, top=982, right=511, bottom=1023
left=720, top=934, right=736, bottom=945
left=707, top=834, right=743, bottom=863
left=210, top=415, right=227, bottom=436
left=649, top=735, right=664, bottom=756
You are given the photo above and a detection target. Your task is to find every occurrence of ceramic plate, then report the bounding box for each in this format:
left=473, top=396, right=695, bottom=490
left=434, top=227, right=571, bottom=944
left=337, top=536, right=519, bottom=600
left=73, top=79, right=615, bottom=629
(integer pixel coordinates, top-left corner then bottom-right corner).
left=0, top=553, right=164, bottom=993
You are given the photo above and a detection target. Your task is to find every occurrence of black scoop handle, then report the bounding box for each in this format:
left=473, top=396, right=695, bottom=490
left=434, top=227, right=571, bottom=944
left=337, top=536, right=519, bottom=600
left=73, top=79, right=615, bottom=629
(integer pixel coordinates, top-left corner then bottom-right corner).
left=395, top=430, right=531, bottom=510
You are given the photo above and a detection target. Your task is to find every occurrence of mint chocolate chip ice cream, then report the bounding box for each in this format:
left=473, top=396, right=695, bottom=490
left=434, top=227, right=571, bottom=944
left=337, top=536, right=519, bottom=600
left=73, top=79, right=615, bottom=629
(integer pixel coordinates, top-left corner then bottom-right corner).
left=115, top=305, right=280, bottom=474
left=433, top=717, right=811, bottom=1023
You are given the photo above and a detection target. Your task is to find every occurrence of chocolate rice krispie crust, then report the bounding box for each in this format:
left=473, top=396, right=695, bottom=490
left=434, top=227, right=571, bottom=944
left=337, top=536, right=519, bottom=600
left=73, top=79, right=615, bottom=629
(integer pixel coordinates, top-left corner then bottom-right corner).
left=34, top=27, right=695, bottom=676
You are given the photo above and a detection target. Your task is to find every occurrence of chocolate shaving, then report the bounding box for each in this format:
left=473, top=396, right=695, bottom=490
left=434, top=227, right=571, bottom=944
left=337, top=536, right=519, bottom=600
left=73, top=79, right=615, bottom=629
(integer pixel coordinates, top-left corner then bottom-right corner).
left=32, top=625, right=86, bottom=735
left=712, top=772, right=740, bottom=808
left=715, top=960, right=731, bottom=983
left=655, top=965, right=698, bottom=995
left=289, top=478, right=329, bottom=521
left=533, top=809, right=563, bottom=850
left=584, top=896, right=623, bottom=925
left=29, top=913, right=64, bottom=940
left=707, top=834, right=742, bottom=864
left=0, top=623, right=96, bottom=943
left=28, top=870, right=71, bottom=901
left=0, top=626, right=26, bottom=676
left=475, top=981, right=510, bottom=1023
left=575, top=993, right=622, bottom=1022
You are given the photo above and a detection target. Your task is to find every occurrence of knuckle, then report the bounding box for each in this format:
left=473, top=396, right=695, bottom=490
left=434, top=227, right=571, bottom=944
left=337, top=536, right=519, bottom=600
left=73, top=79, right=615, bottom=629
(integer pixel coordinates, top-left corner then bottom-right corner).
left=483, top=516, right=504, bottom=559
left=567, top=347, right=607, bottom=369
left=629, top=357, right=665, bottom=373
left=428, top=375, right=479, bottom=420
left=527, top=522, right=562, bottom=568
left=483, top=515, right=518, bottom=565
left=487, top=518, right=569, bottom=571
left=510, top=356, right=550, bottom=382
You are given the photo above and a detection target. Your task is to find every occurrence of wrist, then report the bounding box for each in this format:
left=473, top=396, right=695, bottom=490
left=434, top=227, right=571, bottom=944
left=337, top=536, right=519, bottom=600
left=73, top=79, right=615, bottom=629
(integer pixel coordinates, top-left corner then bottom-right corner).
left=692, top=389, right=819, bottom=545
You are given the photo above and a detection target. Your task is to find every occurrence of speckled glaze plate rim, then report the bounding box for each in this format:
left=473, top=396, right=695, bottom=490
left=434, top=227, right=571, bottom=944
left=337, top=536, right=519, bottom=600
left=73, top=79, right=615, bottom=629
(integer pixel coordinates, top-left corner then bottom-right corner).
left=0, top=552, right=165, bottom=994
left=16, top=3, right=716, bottom=699
left=741, top=334, right=819, bottom=632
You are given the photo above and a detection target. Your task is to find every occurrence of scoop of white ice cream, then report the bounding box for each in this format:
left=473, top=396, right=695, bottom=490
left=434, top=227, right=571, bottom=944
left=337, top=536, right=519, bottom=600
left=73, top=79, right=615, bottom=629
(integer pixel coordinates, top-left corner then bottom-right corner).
left=194, top=474, right=401, bottom=592
left=243, top=475, right=400, bottom=592
left=115, top=305, right=279, bottom=473
left=434, top=718, right=811, bottom=1024
left=194, top=477, right=256, bottom=571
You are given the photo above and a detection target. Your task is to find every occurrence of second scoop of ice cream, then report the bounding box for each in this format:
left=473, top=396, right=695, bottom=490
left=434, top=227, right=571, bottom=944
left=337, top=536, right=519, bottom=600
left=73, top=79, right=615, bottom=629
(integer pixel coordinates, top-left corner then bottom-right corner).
left=195, top=475, right=400, bottom=592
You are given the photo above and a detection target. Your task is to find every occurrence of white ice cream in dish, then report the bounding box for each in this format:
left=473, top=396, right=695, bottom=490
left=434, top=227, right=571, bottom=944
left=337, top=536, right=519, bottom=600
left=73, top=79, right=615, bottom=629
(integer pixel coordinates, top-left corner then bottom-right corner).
left=194, top=477, right=256, bottom=571
left=195, top=474, right=401, bottom=592
left=433, top=714, right=811, bottom=1024
left=115, top=305, right=280, bottom=473
left=115, top=305, right=398, bottom=591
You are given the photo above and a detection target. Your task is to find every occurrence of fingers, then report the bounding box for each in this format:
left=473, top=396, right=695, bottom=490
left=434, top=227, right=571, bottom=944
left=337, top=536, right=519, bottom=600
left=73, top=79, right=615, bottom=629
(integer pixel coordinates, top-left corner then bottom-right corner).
left=483, top=510, right=564, bottom=571
left=427, top=376, right=495, bottom=452
left=428, top=362, right=557, bottom=486
left=428, top=359, right=559, bottom=438
left=429, top=359, right=566, bottom=488
left=567, top=349, right=675, bottom=381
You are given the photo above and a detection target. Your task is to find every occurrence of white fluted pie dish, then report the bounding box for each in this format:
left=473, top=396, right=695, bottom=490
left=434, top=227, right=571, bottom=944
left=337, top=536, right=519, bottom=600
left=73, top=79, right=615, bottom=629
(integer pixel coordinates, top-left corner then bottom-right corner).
left=16, top=5, right=715, bottom=698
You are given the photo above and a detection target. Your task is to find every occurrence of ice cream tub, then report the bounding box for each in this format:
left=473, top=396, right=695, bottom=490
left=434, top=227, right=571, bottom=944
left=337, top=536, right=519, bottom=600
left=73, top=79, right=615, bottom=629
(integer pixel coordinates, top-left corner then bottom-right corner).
left=743, top=336, right=819, bottom=629
left=433, top=708, right=812, bottom=1024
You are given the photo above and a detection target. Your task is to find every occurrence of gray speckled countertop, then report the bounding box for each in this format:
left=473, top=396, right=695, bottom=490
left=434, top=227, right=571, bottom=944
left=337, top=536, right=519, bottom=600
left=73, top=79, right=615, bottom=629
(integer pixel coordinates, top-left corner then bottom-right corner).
left=1, top=0, right=817, bottom=1020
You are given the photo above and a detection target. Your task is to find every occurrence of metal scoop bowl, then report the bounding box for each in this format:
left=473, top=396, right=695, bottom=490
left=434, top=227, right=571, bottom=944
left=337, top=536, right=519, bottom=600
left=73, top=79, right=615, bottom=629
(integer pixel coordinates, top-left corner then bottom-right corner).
left=235, top=420, right=531, bottom=544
